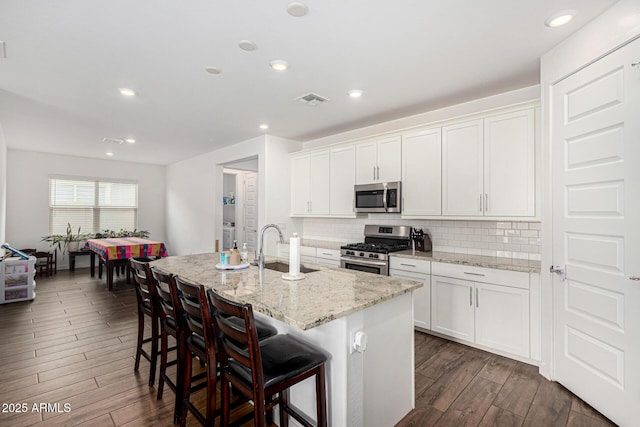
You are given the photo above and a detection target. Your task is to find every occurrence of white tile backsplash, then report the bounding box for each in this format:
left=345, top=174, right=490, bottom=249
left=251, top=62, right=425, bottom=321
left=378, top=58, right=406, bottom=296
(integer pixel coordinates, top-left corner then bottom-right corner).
left=301, top=217, right=542, bottom=260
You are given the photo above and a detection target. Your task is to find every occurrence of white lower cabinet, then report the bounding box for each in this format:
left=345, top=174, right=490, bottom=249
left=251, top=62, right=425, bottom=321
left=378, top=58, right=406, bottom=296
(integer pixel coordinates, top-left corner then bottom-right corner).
left=475, top=282, right=530, bottom=357
left=431, top=275, right=474, bottom=342
left=389, top=257, right=431, bottom=330
left=431, top=262, right=530, bottom=359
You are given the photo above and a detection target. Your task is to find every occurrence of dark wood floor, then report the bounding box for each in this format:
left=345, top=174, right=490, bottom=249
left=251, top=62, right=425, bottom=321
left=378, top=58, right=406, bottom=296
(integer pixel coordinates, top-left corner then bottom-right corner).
left=0, top=269, right=616, bottom=427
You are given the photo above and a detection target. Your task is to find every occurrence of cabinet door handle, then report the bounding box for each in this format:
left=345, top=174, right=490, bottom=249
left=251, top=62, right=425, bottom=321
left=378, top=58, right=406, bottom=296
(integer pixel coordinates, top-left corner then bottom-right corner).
left=464, top=272, right=485, bottom=277
left=479, top=194, right=483, bottom=212
left=469, top=287, right=473, bottom=306
left=476, top=288, right=479, bottom=308
left=485, top=194, right=488, bottom=212
left=373, top=166, right=376, bottom=181
left=376, top=165, right=380, bottom=180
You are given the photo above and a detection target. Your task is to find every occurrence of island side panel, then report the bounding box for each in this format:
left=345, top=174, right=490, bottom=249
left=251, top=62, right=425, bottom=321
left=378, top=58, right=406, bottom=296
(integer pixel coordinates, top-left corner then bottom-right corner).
left=363, top=291, right=415, bottom=427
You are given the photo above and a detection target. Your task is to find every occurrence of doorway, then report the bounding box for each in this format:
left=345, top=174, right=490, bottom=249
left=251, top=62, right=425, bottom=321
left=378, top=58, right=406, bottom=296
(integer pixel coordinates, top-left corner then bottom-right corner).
left=221, top=157, right=259, bottom=254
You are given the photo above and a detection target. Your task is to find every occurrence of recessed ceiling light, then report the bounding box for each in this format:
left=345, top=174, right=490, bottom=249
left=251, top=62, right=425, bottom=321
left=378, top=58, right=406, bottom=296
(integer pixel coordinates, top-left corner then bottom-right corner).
left=545, top=9, right=578, bottom=28
left=205, top=66, right=221, bottom=75
left=238, top=40, right=257, bottom=51
left=287, top=2, right=309, bottom=17
left=106, top=152, right=114, bottom=156
left=118, top=88, right=136, bottom=97
left=125, top=138, right=136, bottom=144
left=259, top=124, right=269, bottom=130
left=348, top=89, right=363, bottom=98
left=270, top=60, right=289, bottom=71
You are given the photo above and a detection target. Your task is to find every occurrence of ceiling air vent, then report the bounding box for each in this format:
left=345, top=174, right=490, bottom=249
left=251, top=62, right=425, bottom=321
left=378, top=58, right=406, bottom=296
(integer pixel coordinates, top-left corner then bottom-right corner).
left=296, top=92, right=329, bottom=106
left=102, top=138, right=124, bottom=145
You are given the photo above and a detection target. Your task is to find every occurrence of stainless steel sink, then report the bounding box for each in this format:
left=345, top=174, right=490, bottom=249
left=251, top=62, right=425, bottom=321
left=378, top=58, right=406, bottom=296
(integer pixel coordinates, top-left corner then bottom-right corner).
left=263, top=260, right=318, bottom=274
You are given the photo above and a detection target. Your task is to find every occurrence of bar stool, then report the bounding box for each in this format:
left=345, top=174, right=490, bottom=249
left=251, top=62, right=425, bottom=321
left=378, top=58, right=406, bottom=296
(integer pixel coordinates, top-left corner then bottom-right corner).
left=174, top=276, right=278, bottom=427
left=208, top=289, right=328, bottom=427
left=129, top=257, right=160, bottom=387
left=150, top=267, right=185, bottom=424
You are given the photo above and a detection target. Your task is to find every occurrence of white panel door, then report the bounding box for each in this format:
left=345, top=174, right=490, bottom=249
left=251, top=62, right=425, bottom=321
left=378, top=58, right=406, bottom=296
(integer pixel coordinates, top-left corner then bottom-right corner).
left=309, top=151, right=330, bottom=215
left=551, top=38, right=640, bottom=426
left=484, top=109, right=535, bottom=217
left=355, top=140, right=378, bottom=184
left=402, top=128, right=442, bottom=216
left=377, top=135, right=402, bottom=183
left=290, top=155, right=310, bottom=215
left=431, top=275, right=474, bottom=342
left=475, top=282, right=530, bottom=358
left=330, top=145, right=356, bottom=216
left=243, top=172, right=258, bottom=255
left=442, top=120, right=484, bottom=216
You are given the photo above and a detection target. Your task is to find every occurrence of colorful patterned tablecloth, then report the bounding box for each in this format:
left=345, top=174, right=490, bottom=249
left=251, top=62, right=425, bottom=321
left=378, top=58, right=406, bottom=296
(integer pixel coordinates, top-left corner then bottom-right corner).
left=85, top=237, right=168, bottom=262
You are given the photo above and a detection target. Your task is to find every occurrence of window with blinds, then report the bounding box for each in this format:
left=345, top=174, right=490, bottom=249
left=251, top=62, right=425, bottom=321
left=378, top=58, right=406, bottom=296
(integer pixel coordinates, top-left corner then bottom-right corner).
left=49, top=177, right=138, bottom=235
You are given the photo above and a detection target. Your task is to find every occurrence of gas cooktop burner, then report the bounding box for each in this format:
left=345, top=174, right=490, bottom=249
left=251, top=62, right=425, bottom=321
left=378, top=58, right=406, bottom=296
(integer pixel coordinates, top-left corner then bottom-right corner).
left=341, top=242, right=410, bottom=254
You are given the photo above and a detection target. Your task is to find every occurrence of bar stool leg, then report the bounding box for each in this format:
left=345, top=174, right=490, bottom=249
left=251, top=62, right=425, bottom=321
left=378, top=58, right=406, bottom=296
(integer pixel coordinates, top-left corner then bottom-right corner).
left=316, top=365, right=327, bottom=427
left=134, top=309, right=145, bottom=372
left=148, top=317, right=158, bottom=386
left=179, top=353, right=192, bottom=427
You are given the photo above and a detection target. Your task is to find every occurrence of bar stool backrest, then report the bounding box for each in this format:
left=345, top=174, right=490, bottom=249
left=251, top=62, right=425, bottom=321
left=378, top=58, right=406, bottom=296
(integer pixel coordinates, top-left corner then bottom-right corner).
left=208, top=291, right=265, bottom=403
left=129, top=257, right=158, bottom=313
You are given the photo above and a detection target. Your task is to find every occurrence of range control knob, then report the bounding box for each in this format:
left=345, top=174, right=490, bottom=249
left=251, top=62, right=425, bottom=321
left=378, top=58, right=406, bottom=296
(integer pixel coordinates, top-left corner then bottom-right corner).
left=359, top=252, right=364, bottom=257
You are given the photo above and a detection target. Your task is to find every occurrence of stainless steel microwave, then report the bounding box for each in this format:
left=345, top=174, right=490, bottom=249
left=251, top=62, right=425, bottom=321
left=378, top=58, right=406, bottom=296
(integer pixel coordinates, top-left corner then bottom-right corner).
left=354, top=181, right=401, bottom=213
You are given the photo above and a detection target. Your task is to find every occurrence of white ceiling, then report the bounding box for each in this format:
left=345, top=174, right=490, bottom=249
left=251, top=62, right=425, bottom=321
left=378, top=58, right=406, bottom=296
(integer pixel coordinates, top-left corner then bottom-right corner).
left=0, top=0, right=618, bottom=165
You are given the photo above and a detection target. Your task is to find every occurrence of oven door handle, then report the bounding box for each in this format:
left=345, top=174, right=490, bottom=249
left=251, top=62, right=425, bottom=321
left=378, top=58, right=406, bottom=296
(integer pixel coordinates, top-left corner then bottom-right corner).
left=341, top=257, right=388, bottom=267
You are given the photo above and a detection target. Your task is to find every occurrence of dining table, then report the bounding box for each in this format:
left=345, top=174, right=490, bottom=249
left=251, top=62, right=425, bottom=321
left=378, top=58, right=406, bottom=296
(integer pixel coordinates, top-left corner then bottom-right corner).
left=85, top=237, right=168, bottom=290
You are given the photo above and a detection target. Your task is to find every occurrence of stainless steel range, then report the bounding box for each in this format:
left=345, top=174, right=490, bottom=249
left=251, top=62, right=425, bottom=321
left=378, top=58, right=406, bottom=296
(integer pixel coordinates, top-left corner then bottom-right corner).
left=340, top=225, right=412, bottom=276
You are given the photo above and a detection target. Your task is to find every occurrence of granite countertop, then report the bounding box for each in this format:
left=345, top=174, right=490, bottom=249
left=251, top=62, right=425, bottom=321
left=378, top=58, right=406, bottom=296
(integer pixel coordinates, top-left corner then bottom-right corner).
left=283, top=239, right=541, bottom=273
left=150, top=253, right=422, bottom=330
left=391, top=250, right=541, bottom=273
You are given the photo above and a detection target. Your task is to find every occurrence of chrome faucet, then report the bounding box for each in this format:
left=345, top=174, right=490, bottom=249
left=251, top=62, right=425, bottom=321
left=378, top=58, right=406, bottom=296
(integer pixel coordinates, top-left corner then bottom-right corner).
left=254, top=224, right=285, bottom=269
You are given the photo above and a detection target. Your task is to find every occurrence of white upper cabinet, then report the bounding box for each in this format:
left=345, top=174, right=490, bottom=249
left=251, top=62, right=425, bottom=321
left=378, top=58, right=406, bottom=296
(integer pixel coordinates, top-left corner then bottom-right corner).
left=355, top=136, right=402, bottom=185
left=402, top=128, right=442, bottom=216
left=442, top=120, right=484, bottom=216
left=442, top=109, right=536, bottom=217
left=290, top=151, right=330, bottom=216
left=330, top=145, right=356, bottom=217
left=483, top=109, right=535, bottom=216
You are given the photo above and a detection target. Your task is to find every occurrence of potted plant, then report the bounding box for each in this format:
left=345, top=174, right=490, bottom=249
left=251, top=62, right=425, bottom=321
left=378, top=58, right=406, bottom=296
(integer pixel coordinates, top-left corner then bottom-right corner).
left=95, top=228, right=150, bottom=239
left=42, top=223, right=92, bottom=255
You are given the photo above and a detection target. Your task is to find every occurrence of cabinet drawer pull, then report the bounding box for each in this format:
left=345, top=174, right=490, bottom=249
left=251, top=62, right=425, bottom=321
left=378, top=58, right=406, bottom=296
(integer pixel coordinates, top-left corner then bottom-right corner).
left=400, top=263, right=416, bottom=267
left=464, top=272, right=485, bottom=277
left=320, top=252, right=332, bottom=256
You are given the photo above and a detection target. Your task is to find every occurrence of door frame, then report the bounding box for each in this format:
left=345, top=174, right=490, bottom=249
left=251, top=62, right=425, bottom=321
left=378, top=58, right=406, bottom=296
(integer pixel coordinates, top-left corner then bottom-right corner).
left=540, top=1, right=640, bottom=380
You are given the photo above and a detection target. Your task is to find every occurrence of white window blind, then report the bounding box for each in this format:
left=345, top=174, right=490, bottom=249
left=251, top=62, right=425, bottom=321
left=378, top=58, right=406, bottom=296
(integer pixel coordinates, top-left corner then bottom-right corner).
left=49, top=177, right=138, bottom=235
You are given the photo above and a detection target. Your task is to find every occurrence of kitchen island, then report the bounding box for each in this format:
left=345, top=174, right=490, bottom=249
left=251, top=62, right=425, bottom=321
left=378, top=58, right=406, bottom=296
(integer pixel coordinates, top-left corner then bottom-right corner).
left=151, top=253, right=422, bottom=427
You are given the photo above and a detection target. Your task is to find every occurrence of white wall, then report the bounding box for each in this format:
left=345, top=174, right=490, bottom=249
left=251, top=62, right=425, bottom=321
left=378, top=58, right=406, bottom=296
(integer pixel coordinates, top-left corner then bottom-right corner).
left=5, top=150, right=166, bottom=269
left=0, top=123, right=7, bottom=250
left=165, top=135, right=303, bottom=257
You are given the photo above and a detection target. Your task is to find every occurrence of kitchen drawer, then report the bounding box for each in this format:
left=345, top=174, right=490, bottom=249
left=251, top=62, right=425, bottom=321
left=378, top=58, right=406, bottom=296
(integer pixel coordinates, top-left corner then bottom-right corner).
left=431, top=262, right=529, bottom=290
left=300, top=246, right=316, bottom=257
left=389, top=257, right=431, bottom=275
left=316, top=248, right=340, bottom=261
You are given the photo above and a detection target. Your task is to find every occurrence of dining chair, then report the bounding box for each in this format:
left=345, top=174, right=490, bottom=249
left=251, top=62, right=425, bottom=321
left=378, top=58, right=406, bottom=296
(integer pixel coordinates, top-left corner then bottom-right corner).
left=174, top=276, right=278, bottom=427
left=129, top=257, right=160, bottom=386
left=208, top=289, right=328, bottom=427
